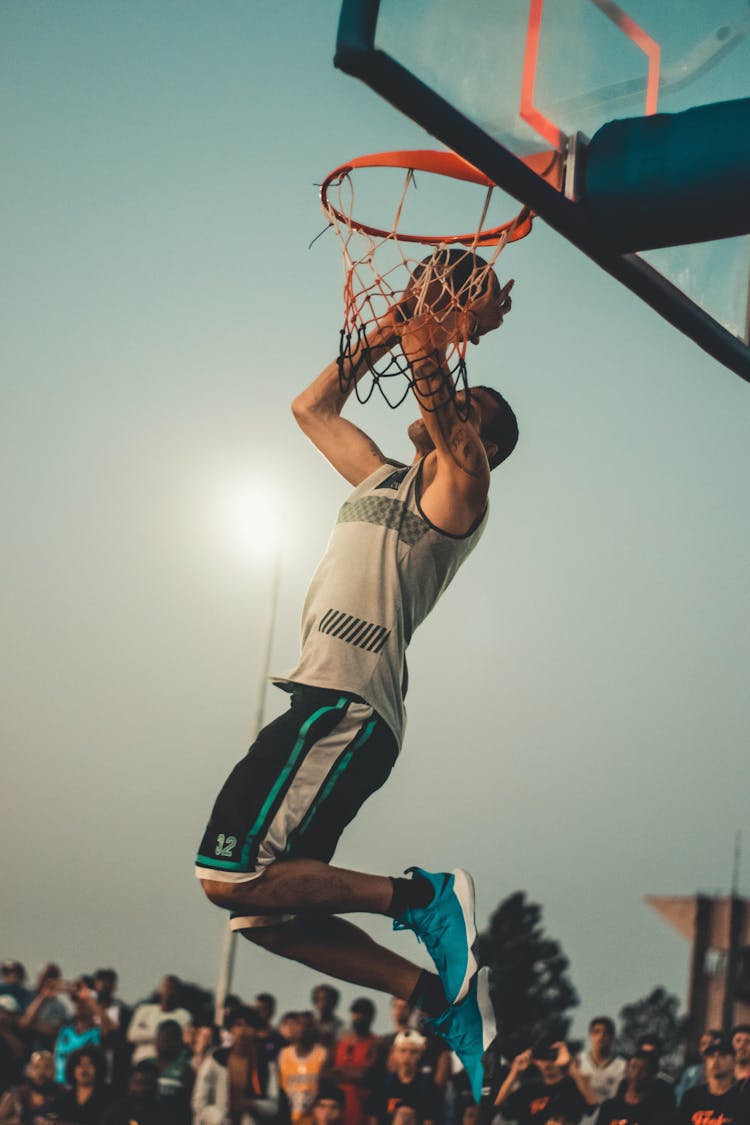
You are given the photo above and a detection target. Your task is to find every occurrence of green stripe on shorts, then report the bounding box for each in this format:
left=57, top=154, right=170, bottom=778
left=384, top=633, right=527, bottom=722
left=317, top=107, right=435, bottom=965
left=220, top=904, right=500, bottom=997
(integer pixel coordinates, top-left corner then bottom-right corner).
left=239, top=697, right=350, bottom=868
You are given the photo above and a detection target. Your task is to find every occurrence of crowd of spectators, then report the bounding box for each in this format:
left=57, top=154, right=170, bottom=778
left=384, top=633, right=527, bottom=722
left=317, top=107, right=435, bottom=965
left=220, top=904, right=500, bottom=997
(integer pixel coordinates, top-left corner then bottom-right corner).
left=1, top=958, right=749, bottom=1125
left=491, top=1018, right=750, bottom=1125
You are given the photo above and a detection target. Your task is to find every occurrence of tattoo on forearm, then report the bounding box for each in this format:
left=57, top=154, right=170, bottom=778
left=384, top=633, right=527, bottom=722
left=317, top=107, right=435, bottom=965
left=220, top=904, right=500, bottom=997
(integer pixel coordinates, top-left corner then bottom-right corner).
left=350, top=423, right=383, bottom=461
left=411, top=367, right=486, bottom=477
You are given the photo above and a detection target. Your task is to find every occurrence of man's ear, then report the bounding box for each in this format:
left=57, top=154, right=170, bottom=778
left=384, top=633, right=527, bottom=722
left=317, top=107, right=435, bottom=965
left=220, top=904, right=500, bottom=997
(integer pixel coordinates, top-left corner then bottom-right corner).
left=483, top=440, right=498, bottom=467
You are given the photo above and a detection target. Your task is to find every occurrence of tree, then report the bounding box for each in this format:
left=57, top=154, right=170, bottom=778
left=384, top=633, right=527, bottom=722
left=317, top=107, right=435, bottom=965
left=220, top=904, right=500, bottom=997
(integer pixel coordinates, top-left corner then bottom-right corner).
left=618, top=986, right=686, bottom=1072
left=477, top=890, right=579, bottom=1060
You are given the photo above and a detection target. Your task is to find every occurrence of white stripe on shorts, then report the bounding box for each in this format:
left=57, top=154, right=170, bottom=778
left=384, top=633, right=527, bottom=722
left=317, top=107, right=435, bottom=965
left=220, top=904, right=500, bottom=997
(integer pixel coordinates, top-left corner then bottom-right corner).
left=255, top=696, right=374, bottom=870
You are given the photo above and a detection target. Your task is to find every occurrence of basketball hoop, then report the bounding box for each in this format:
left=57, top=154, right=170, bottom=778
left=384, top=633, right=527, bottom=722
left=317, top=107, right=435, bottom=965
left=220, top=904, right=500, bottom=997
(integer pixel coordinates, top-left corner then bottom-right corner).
left=320, top=148, right=561, bottom=408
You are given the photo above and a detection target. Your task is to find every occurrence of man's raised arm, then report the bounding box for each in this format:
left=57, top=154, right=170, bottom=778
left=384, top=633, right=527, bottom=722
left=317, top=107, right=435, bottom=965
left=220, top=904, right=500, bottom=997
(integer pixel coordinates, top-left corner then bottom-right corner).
left=292, top=319, right=398, bottom=486
left=398, top=313, right=491, bottom=535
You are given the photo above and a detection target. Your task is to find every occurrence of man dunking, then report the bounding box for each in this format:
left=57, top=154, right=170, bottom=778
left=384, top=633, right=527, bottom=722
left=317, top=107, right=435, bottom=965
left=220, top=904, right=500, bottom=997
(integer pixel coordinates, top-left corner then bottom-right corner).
left=195, top=251, right=518, bottom=1101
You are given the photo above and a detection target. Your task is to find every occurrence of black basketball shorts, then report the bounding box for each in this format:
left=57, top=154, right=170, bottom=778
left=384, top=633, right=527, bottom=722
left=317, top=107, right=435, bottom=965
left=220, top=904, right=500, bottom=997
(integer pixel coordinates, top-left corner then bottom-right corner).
left=195, top=685, right=398, bottom=927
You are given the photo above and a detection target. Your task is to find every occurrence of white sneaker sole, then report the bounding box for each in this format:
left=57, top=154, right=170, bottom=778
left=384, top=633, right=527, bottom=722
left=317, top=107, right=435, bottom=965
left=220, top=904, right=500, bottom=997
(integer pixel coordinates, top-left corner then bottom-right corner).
left=451, top=867, right=479, bottom=1004
left=476, top=965, right=497, bottom=1051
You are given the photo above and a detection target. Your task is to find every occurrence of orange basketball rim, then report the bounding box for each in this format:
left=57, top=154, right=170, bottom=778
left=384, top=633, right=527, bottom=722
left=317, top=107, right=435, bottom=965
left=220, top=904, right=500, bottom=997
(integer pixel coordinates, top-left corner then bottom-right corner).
left=320, top=148, right=563, bottom=246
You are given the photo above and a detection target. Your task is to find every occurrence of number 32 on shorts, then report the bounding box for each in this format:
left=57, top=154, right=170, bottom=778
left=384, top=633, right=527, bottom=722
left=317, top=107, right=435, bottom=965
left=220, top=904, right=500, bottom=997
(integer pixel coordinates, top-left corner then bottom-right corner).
left=215, top=833, right=237, bottom=857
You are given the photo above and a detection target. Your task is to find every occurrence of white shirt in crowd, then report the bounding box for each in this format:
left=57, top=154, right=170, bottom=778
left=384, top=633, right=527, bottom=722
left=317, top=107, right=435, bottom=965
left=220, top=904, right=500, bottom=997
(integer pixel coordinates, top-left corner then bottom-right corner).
left=577, top=1051, right=627, bottom=1123
left=126, top=1002, right=193, bottom=1063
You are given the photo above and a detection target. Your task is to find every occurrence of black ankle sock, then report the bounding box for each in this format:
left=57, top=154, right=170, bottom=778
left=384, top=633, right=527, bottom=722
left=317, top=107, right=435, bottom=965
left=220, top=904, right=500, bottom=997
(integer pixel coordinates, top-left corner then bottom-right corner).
left=409, top=970, right=447, bottom=1018
left=387, top=873, right=435, bottom=919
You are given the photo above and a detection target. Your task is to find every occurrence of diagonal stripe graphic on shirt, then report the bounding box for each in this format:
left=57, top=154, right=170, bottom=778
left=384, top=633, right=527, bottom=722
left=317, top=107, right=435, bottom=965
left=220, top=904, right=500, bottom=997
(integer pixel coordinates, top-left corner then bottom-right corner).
left=365, top=626, right=389, bottom=653
left=319, top=607, right=338, bottom=631
left=329, top=614, right=354, bottom=637
left=345, top=620, right=371, bottom=646
left=318, top=609, right=390, bottom=653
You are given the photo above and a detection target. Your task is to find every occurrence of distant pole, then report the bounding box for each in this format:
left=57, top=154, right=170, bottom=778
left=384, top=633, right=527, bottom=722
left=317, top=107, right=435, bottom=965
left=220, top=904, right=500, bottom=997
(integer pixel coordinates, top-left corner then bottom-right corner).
left=723, top=831, right=743, bottom=1033
left=213, top=531, right=283, bottom=1026
left=254, top=545, right=283, bottom=739
left=687, top=895, right=712, bottom=1054
left=732, top=831, right=742, bottom=895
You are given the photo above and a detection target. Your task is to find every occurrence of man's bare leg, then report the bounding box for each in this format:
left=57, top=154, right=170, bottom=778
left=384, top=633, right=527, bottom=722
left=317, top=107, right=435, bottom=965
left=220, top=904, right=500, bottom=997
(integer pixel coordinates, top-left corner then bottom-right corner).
left=200, top=858, right=447, bottom=1013
left=241, top=915, right=423, bottom=1001
left=200, top=858, right=393, bottom=916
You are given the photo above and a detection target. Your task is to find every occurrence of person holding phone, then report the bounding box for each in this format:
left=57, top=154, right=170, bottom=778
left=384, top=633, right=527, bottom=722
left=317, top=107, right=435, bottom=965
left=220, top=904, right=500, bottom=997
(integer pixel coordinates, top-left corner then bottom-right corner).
left=494, top=1039, right=596, bottom=1124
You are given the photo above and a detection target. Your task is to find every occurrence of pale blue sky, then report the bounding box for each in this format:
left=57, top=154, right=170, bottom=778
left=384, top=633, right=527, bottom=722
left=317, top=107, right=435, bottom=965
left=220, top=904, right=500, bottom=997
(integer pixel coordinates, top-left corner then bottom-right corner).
left=2, top=1, right=749, bottom=1037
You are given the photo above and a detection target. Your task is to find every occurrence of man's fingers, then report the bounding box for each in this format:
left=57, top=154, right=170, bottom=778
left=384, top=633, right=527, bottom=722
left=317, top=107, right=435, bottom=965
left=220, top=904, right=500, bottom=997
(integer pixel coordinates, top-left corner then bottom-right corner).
left=497, top=279, right=514, bottom=319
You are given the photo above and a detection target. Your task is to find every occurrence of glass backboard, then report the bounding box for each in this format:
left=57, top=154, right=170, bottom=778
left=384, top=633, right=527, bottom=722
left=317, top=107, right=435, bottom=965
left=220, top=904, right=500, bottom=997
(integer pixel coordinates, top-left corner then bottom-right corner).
left=335, top=0, right=750, bottom=380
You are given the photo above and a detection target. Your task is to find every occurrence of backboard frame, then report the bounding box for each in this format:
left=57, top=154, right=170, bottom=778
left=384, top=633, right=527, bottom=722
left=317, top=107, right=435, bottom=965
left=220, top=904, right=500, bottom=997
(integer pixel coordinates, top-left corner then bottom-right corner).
left=334, top=0, right=750, bottom=383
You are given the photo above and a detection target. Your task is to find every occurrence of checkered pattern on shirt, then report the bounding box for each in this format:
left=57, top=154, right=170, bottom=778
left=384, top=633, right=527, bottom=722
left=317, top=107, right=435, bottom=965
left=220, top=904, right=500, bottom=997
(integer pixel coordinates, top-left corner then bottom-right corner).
left=337, top=496, right=428, bottom=547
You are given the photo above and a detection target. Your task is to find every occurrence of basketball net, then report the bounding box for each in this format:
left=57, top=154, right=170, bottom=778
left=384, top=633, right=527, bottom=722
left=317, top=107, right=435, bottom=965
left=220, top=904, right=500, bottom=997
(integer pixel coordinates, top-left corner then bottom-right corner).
left=320, top=152, right=538, bottom=410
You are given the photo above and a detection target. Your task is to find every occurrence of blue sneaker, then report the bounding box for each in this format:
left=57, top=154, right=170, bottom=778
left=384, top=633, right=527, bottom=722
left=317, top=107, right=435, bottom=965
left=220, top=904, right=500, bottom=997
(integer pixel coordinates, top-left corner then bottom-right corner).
left=428, top=967, right=496, bottom=1103
left=393, top=867, right=478, bottom=1004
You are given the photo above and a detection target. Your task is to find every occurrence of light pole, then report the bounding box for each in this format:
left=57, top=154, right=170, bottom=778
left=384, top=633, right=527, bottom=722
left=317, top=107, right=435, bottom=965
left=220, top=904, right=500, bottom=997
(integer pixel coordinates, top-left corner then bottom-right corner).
left=213, top=486, right=284, bottom=1025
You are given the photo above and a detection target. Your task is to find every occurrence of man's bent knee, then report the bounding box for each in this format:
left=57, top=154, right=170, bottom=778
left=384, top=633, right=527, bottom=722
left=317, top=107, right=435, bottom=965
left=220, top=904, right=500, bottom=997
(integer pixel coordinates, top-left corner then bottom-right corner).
left=199, top=872, right=295, bottom=937
left=200, top=876, right=253, bottom=910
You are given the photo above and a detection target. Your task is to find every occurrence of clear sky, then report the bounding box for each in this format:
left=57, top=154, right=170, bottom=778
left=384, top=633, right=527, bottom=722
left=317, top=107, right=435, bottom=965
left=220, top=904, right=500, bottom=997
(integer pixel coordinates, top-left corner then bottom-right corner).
left=2, top=1, right=749, bottom=1037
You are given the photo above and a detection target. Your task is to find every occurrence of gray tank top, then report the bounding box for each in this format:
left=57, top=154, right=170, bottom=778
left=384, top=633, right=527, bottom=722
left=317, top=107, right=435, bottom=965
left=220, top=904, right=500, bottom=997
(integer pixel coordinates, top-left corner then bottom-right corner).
left=276, top=460, right=488, bottom=745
